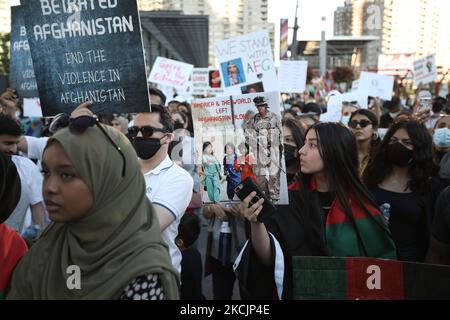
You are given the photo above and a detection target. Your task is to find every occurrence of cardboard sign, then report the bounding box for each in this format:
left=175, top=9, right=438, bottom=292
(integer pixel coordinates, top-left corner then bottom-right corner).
left=414, top=54, right=437, bottom=86
left=192, top=68, right=224, bottom=96
left=358, top=72, right=394, bottom=100
left=377, top=53, right=415, bottom=76
left=148, top=57, right=194, bottom=92
left=214, top=30, right=278, bottom=95
left=23, top=98, right=42, bottom=118
left=321, top=92, right=368, bottom=123
left=9, top=6, right=38, bottom=99
left=21, top=0, right=150, bottom=116
left=192, top=92, right=289, bottom=205
left=293, top=256, right=450, bottom=300
left=278, top=60, right=308, bottom=94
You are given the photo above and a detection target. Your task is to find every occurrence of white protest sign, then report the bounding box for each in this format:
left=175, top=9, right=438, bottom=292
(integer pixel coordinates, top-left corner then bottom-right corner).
left=23, top=98, right=42, bottom=118
left=192, top=92, right=288, bottom=204
left=148, top=57, right=194, bottom=92
left=321, top=92, right=368, bottom=123
left=414, top=54, right=437, bottom=86
left=192, top=68, right=209, bottom=95
left=214, top=30, right=278, bottom=95
left=191, top=68, right=224, bottom=96
left=358, top=72, right=394, bottom=100
left=278, top=60, right=308, bottom=93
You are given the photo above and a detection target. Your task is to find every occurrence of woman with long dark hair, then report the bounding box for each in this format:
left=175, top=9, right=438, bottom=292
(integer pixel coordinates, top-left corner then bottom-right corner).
left=233, top=123, right=396, bottom=300
left=363, top=120, right=442, bottom=262
left=348, top=109, right=381, bottom=176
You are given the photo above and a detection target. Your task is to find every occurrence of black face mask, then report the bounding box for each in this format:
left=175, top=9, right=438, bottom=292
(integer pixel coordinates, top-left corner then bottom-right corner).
left=284, top=144, right=299, bottom=167
left=132, top=137, right=164, bottom=160
left=387, top=142, right=414, bottom=167
left=173, top=121, right=185, bottom=131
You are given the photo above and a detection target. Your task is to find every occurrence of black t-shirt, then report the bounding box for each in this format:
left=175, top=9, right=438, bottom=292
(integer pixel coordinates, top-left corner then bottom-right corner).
left=317, top=191, right=334, bottom=223
left=370, top=187, right=428, bottom=262
left=432, top=187, right=450, bottom=244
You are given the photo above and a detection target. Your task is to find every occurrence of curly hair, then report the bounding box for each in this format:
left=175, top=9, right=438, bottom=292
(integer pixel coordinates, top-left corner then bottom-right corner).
left=363, top=120, right=437, bottom=193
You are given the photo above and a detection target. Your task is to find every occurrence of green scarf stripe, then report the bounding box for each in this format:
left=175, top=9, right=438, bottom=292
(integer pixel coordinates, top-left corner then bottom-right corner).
left=326, top=217, right=397, bottom=259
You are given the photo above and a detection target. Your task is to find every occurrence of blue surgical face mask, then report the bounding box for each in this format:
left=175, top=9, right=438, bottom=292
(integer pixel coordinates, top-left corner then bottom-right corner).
left=434, top=128, right=450, bottom=149
left=342, top=115, right=351, bottom=126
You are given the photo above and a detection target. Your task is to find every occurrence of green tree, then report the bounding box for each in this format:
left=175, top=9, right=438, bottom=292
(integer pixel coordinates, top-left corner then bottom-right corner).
left=0, top=33, right=10, bottom=75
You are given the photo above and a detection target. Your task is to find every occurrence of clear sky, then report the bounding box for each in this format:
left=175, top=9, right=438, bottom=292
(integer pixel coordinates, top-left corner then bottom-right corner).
left=268, top=0, right=345, bottom=63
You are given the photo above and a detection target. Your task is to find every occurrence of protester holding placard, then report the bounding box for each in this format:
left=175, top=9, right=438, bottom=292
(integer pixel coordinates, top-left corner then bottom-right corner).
left=233, top=123, right=396, bottom=300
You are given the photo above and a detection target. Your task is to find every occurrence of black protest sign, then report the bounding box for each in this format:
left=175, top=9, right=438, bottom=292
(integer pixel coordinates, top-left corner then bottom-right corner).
left=21, top=0, right=150, bottom=116
left=9, top=6, right=38, bottom=99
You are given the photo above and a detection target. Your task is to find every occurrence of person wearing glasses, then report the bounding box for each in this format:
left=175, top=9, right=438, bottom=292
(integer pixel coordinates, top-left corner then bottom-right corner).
left=130, top=106, right=193, bottom=274
left=348, top=109, right=381, bottom=177
left=7, top=102, right=180, bottom=299
left=363, top=120, right=443, bottom=262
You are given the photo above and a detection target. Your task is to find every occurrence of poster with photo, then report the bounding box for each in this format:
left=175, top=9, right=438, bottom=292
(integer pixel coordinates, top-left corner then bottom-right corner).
left=214, top=30, right=278, bottom=95
left=192, top=92, right=289, bottom=205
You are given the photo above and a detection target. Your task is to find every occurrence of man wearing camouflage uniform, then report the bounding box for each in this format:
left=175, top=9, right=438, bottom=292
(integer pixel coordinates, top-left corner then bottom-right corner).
left=245, top=96, right=282, bottom=201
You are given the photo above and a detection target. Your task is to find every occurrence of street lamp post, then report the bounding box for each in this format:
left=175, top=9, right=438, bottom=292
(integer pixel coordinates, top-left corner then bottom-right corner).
left=319, top=16, right=327, bottom=76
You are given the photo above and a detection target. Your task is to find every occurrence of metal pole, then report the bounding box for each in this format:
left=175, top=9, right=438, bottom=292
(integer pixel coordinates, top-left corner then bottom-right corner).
left=291, top=0, right=300, bottom=60
left=319, top=16, right=327, bottom=76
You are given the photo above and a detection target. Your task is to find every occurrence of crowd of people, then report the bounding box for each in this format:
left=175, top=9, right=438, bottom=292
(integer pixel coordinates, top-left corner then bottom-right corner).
left=1, top=83, right=450, bottom=300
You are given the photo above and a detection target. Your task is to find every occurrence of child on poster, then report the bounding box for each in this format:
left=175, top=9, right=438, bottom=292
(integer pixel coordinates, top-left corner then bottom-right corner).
left=202, top=142, right=222, bottom=203
left=223, top=143, right=241, bottom=201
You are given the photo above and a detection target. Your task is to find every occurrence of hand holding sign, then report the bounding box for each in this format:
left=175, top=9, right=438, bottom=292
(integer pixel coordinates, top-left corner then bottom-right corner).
left=70, top=101, right=94, bottom=119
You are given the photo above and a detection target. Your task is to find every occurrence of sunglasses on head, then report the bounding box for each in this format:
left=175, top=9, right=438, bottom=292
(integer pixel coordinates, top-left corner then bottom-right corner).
left=69, top=115, right=126, bottom=178
left=348, top=119, right=372, bottom=129
left=128, top=126, right=168, bottom=139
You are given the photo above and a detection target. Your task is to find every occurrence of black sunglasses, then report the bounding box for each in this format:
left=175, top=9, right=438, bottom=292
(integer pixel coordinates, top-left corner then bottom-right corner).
left=348, top=119, right=372, bottom=129
left=342, top=101, right=358, bottom=106
left=128, top=126, right=168, bottom=138
left=69, top=116, right=126, bottom=178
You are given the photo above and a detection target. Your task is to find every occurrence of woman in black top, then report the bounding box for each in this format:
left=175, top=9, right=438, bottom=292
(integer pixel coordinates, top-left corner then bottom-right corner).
left=364, top=119, right=443, bottom=262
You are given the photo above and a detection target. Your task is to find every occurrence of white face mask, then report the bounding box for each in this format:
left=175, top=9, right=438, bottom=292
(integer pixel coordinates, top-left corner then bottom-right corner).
left=341, top=115, right=351, bottom=126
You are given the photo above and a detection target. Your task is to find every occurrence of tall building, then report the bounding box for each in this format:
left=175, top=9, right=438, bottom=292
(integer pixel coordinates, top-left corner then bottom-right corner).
left=138, top=0, right=164, bottom=11
left=382, top=0, right=448, bottom=70
left=334, top=0, right=353, bottom=36
left=0, top=0, right=12, bottom=34
left=140, top=0, right=275, bottom=67
left=333, top=0, right=450, bottom=71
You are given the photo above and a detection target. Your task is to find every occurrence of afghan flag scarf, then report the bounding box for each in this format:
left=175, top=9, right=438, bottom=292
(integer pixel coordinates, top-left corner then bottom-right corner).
left=291, top=178, right=397, bottom=259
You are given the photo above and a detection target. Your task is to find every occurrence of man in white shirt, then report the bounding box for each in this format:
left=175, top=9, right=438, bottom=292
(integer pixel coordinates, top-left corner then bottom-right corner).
left=0, top=114, right=46, bottom=233
left=130, top=104, right=193, bottom=273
